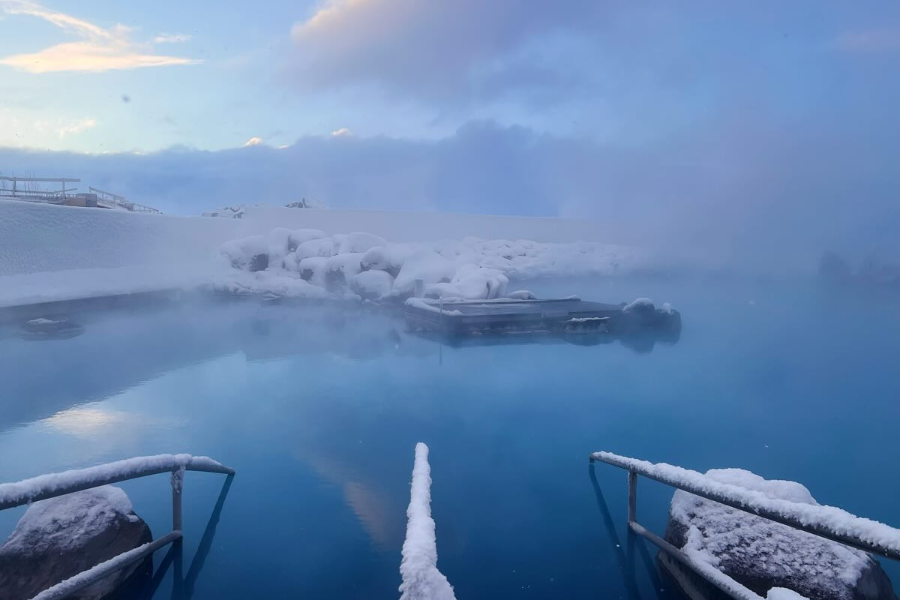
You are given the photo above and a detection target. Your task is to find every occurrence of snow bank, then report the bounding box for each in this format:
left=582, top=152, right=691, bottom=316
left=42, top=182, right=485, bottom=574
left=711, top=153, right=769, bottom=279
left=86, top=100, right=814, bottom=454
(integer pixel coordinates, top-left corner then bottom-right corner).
left=211, top=229, right=639, bottom=302
left=591, top=451, right=900, bottom=558
left=0, top=199, right=644, bottom=308
left=399, top=443, right=456, bottom=600
left=0, top=454, right=231, bottom=509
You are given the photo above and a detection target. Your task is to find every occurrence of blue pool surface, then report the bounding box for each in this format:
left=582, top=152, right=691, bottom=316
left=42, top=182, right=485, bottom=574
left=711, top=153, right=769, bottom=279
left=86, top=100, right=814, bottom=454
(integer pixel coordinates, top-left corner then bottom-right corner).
left=1, top=276, right=899, bottom=599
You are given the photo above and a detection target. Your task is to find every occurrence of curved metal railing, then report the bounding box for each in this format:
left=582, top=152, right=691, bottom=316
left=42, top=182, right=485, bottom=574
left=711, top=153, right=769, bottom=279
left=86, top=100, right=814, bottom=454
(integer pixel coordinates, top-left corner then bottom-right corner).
left=590, top=450, right=900, bottom=600
left=0, top=454, right=234, bottom=600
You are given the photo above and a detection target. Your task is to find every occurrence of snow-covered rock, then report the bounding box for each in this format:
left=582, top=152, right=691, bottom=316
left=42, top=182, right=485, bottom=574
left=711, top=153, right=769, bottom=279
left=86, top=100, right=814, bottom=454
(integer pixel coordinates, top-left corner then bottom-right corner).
left=202, top=204, right=246, bottom=219
left=219, top=235, right=269, bottom=272
left=351, top=270, right=395, bottom=300
left=393, top=250, right=457, bottom=295
left=339, top=232, right=388, bottom=255
left=664, top=469, right=897, bottom=600
left=207, top=227, right=646, bottom=303
left=399, top=443, right=456, bottom=600
left=294, top=237, right=336, bottom=261
left=325, top=253, right=364, bottom=290
left=297, top=257, right=328, bottom=286
left=449, top=265, right=508, bottom=299
left=267, top=227, right=294, bottom=265
left=288, top=228, right=327, bottom=251
left=0, top=486, right=151, bottom=600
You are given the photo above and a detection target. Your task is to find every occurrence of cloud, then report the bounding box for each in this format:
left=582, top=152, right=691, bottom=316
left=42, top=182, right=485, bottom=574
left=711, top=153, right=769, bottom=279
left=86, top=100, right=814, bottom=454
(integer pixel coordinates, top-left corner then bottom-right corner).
left=331, top=128, right=352, bottom=137
left=287, top=0, right=606, bottom=103
left=0, top=0, right=201, bottom=73
left=243, top=136, right=263, bottom=147
left=57, top=117, right=96, bottom=138
left=835, top=27, right=900, bottom=53
left=32, top=116, right=97, bottom=139
left=154, top=33, right=192, bottom=44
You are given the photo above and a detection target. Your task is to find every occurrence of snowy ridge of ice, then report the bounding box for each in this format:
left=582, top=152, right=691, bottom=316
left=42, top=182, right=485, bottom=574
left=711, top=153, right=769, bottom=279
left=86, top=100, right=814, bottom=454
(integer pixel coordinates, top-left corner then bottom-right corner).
left=404, top=298, right=463, bottom=316
left=399, top=443, right=456, bottom=600
left=591, top=451, right=900, bottom=556
left=0, top=454, right=229, bottom=508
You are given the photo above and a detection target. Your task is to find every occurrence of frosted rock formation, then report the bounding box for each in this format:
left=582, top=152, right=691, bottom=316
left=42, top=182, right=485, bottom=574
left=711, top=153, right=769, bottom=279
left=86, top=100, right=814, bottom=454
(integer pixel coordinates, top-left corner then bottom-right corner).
left=0, top=486, right=151, bottom=600
left=664, top=469, right=897, bottom=600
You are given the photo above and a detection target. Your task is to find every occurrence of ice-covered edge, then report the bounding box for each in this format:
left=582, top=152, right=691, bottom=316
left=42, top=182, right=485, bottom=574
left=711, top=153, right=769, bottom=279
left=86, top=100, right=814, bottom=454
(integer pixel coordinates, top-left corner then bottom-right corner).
left=405, top=298, right=464, bottom=316
left=29, top=536, right=169, bottom=600
left=0, top=454, right=230, bottom=508
left=399, top=443, right=457, bottom=600
left=591, top=451, right=900, bottom=556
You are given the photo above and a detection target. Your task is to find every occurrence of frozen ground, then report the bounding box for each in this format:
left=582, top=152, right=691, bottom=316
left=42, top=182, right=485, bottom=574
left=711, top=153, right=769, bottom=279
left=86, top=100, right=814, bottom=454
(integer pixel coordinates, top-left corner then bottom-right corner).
left=0, top=199, right=647, bottom=308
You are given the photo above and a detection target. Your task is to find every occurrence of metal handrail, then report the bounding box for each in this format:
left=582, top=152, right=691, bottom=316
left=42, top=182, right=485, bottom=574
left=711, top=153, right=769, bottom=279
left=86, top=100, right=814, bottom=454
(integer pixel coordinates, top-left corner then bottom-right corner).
left=0, top=454, right=234, bottom=600
left=590, top=450, right=900, bottom=600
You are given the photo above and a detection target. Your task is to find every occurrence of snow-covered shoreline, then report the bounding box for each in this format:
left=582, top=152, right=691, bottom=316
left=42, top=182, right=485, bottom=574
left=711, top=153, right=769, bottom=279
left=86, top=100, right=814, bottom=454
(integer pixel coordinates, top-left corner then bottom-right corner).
left=0, top=200, right=646, bottom=309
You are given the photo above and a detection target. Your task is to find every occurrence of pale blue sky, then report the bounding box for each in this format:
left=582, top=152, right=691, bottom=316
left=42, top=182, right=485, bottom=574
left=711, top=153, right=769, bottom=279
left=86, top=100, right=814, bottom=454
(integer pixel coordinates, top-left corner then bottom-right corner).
left=4, top=0, right=896, bottom=153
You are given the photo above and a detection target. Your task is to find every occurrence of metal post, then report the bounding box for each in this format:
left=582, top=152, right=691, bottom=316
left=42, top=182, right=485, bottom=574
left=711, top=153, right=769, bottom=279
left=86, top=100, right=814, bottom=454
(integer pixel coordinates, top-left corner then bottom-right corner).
left=627, top=470, right=637, bottom=524
left=172, top=468, right=184, bottom=532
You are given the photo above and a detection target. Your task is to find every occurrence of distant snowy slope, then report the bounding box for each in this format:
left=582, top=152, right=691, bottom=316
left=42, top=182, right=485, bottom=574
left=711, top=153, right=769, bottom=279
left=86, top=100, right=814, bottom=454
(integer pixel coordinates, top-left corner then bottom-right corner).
left=399, top=443, right=456, bottom=600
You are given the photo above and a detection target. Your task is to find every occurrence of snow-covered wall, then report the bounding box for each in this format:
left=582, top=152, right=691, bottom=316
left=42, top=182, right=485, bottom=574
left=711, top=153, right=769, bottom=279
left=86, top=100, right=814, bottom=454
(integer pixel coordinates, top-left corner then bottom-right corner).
left=0, top=200, right=239, bottom=276
left=0, top=200, right=609, bottom=277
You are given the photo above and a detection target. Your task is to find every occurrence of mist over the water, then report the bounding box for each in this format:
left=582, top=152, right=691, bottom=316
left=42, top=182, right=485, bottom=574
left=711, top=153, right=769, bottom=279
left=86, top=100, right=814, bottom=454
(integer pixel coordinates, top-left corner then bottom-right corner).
left=3, top=114, right=898, bottom=277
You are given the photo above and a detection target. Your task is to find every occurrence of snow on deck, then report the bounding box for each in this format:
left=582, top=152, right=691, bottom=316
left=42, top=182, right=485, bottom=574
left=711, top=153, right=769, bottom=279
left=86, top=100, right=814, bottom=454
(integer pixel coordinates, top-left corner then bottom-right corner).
left=591, top=451, right=900, bottom=557
left=399, top=443, right=457, bottom=600
left=0, top=454, right=231, bottom=509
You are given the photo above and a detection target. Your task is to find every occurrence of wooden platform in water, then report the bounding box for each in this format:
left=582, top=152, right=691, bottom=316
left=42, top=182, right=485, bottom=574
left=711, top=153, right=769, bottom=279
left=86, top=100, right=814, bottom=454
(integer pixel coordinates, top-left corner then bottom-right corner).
left=404, top=297, right=680, bottom=337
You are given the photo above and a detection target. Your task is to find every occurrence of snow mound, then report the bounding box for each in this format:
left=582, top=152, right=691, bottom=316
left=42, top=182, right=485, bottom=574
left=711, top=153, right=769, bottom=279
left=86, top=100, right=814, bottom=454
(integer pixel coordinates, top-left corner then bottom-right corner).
left=289, top=228, right=327, bottom=250
left=352, top=270, right=394, bottom=300
left=623, top=297, right=655, bottom=312
left=212, top=227, right=644, bottom=302
left=3, top=486, right=137, bottom=554
left=664, top=467, right=898, bottom=600
left=399, top=443, right=456, bottom=600
left=340, top=232, right=388, bottom=254
left=219, top=235, right=269, bottom=271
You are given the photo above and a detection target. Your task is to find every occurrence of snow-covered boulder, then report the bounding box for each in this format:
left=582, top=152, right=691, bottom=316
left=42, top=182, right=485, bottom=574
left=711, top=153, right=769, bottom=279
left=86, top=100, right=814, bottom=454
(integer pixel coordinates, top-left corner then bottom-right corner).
left=450, top=264, right=508, bottom=299
left=267, top=227, right=294, bottom=265
left=663, top=469, right=897, bottom=600
left=219, top=235, right=269, bottom=272
left=339, top=232, right=387, bottom=255
left=0, top=486, right=151, bottom=600
left=351, top=270, right=395, bottom=301
left=393, top=250, right=457, bottom=296
left=361, top=245, right=407, bottom=276
left=297, top=257, right=328, bottom=286
left=294, top=237, right=336, bottom=261
left=325, top=253, right=364, bottom=290
left=288, top=228, right=327, bottom=251
left=21, top=317, right=85, bottom=340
